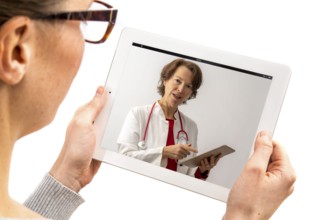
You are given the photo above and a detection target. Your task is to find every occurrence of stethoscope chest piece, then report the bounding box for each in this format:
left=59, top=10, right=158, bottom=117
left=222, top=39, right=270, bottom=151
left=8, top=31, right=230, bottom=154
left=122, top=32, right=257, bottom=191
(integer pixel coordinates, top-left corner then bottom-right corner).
left=138, top=140, right=147, bottom=149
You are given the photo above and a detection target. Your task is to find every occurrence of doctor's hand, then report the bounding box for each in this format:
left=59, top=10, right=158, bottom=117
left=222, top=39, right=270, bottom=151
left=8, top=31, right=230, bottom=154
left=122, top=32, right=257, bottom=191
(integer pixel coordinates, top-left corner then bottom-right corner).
left=198, top=154, right=221, bottom=173
left=162, top=144, right=198, bottom=160
left=223, top=131, right=296, bottom=220
left=49, top=86, right=108, bottom=193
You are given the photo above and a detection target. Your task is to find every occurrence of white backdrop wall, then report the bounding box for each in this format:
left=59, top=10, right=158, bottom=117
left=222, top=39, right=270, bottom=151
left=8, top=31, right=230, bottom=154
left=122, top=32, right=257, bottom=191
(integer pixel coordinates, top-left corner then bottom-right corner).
left=9, top=0, right=330, bottom=219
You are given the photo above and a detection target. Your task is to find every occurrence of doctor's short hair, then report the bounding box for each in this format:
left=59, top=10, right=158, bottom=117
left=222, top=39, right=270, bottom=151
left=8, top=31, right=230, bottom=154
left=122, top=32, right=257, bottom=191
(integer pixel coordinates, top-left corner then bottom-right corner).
left=0, top=0, right=62, bottom=26
left=157, top=59, right=203, bottom=102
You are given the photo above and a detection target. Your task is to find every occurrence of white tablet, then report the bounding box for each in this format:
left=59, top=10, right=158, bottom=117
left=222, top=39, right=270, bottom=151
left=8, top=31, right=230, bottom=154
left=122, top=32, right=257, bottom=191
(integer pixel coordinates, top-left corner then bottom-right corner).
left=180, top=145, right=236, bottom=168
left=93, top=27, right=291, bottom=202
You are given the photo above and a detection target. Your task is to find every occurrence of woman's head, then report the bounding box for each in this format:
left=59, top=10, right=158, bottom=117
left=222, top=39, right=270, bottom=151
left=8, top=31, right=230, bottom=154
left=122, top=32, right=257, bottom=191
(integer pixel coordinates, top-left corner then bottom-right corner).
left=157, top=59, right=203, bottom=105
left=0, top=1, right=62, bottom=26
left=0, top=0, right=99, bottom=137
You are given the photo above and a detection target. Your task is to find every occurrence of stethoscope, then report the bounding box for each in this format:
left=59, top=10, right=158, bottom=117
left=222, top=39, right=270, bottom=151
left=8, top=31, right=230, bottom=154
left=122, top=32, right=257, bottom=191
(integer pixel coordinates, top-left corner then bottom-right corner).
left=138, top=102, right=189, bottom=150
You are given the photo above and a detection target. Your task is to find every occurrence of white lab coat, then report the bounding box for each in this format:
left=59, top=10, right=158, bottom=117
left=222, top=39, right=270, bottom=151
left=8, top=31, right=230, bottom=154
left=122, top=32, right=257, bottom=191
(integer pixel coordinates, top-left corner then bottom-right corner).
left=117, top=102, right=199, bottom=176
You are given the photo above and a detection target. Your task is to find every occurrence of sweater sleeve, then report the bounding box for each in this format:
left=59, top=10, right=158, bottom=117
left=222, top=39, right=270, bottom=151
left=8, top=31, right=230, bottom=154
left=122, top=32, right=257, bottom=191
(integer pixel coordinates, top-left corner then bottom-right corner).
left=23, top=173, right=84, bottom=220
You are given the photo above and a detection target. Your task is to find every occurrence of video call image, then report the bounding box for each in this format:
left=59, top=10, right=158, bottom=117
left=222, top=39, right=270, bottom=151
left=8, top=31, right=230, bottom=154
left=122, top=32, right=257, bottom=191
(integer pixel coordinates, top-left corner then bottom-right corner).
left=100, top=43, right=272, bottom=189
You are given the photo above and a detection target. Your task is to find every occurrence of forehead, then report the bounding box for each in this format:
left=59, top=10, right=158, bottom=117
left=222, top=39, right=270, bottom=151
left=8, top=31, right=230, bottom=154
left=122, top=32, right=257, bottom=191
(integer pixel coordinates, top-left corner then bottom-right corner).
left=173, top=66, right=193, bottom=82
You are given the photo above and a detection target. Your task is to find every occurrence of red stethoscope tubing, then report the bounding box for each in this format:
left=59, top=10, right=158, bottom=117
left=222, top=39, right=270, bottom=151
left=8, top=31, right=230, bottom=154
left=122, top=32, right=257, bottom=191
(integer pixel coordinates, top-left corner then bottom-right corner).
left=176, top=111, right=189, bottom=141
left=142, top=102, right=188, bottom=143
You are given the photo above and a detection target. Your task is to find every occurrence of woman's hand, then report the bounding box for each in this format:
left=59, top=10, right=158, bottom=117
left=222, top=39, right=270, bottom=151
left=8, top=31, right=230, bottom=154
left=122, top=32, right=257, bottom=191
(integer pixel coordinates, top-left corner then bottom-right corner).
left=223, top=131, right=296, bottom=220
left=49, top=86, right=108, bottom=193
left=162, top=144, right=198, bottom=160
left=198, top=154, right=221, bottom=173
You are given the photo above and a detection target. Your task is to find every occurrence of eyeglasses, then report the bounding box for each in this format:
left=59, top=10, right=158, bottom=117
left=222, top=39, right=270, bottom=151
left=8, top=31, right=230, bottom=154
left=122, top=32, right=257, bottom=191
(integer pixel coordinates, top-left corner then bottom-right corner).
left=31, top=1, right=118, bottom=44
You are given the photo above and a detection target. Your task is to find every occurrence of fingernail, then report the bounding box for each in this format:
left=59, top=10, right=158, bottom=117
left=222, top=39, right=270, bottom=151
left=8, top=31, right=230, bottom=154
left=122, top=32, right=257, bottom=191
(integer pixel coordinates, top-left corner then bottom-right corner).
left=96, top=86, right=104, bottom=97
left=260, top=131, right=272, bottom=143
left=260, top=131, right=269, bottom=138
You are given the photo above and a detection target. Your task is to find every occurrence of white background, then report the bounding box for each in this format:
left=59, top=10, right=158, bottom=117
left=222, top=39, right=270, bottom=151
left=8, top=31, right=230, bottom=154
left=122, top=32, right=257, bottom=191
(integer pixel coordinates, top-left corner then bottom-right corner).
left=9, top=0, right=330, bottom=219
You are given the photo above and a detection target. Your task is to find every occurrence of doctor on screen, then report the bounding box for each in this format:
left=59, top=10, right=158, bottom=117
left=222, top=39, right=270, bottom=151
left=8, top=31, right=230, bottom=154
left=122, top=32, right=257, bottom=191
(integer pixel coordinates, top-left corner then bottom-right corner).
left=117, top=59, right=220, bottom=180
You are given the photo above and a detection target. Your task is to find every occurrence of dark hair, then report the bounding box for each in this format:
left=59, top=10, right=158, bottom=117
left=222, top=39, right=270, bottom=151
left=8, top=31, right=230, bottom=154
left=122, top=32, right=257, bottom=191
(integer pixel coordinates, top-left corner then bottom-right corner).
left=0, top=0, right=62, bottom=26
left=157, top=59, right=203, bottom=102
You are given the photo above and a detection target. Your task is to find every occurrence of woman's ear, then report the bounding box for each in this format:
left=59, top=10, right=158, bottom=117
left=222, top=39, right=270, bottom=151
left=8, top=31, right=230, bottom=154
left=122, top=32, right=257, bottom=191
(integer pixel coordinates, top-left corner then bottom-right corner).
left=0, top=16, right=32, bottom=85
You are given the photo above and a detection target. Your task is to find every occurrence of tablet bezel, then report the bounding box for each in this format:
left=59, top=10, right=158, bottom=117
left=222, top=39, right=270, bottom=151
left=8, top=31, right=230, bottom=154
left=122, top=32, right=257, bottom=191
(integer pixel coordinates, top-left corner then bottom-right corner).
left=93, top=27, right=291, bottom=202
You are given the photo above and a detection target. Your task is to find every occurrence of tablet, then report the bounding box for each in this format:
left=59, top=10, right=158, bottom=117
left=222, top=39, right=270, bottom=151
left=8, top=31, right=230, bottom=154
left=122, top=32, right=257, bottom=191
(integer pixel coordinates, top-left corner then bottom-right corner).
left=93, top=27, right=291, bottom=202
left=179, top=145, right=235, bottom=168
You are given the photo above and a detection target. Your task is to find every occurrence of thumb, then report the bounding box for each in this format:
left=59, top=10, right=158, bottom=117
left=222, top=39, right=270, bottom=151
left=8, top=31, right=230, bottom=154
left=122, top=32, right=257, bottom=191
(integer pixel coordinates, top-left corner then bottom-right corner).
left=76, top=86, right=108, bottom=123
left=247, top=131, right=274, bottom=172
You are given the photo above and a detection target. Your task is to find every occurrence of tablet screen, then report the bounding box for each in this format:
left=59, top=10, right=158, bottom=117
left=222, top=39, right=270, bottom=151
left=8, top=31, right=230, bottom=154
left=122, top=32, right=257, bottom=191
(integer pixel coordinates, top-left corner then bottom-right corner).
left=94, top=28, right=290, bottom=201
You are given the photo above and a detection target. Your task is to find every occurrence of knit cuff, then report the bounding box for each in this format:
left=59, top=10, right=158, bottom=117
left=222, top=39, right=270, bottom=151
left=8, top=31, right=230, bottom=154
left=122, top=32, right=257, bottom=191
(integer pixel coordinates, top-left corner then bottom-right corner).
left=24, top=173, right=84, bottom=220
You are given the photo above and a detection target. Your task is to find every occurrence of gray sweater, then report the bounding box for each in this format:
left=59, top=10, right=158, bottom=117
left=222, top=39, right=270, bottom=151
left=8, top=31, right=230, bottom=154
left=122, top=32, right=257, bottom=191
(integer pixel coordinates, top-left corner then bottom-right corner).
left=0, top=174, right=84, bottom=220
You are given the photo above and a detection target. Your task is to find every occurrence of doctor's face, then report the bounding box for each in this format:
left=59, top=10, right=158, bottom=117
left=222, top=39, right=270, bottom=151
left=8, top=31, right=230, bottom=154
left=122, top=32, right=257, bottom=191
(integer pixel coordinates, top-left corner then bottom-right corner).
left=163, top=65, right=193, bottom=108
